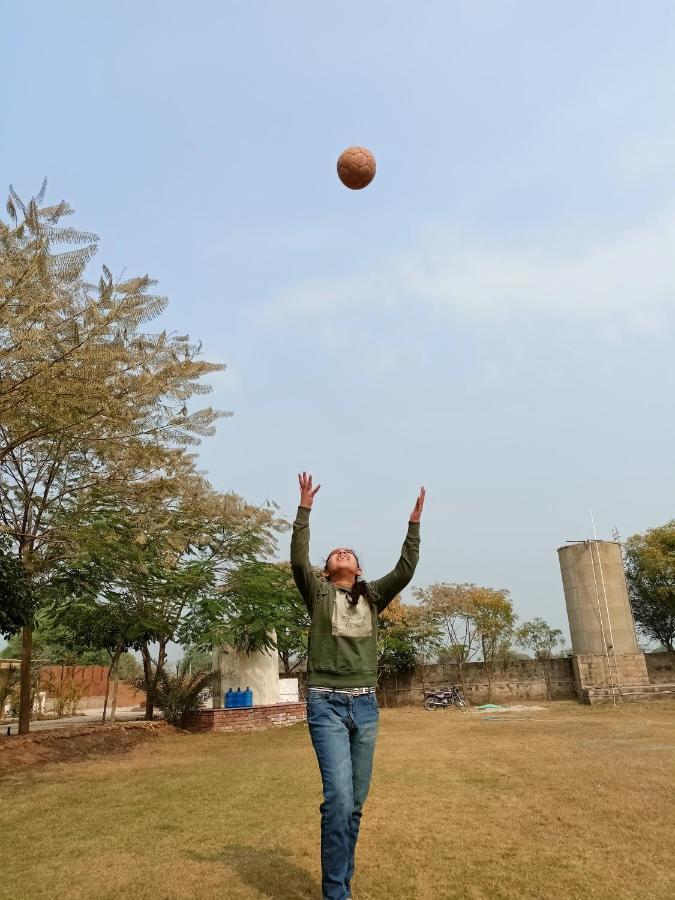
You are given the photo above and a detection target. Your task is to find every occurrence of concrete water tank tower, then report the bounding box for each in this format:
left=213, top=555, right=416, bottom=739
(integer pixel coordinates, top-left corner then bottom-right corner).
left=557, top=540, right=650, bottom=702
left=558, top=540, right=639, bottom=656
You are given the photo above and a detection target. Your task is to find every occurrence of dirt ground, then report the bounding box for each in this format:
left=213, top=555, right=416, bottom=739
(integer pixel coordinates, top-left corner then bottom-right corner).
left=0, top=719, right=174, bottom=771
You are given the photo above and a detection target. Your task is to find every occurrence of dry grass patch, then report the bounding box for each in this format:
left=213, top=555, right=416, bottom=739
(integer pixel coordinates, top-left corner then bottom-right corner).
left=1, top=701, right=674, bottom=899
left=0, top=721, right=173, bottom=771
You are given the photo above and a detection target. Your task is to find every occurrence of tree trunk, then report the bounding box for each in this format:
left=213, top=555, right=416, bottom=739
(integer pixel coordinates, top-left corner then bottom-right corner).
left=102, top=668, right=111, bottom=723
left=108, top=649, right=122, bottom=724
left=18, top=626, right=33, bottom=735
left=155, top=638, right=167, bottom=716
left=457, top=660, right=467, bottom=702
left=141, top=643, right=155, bottom=720
left=482, top=638, right=492, bottom=703
left=542, top=658, right=551, bottom=701
left=142, top=639, right=167, bottom=720
left=18, top=538, right=36, bottom=736
left=110, top=671, right=120, bottom=724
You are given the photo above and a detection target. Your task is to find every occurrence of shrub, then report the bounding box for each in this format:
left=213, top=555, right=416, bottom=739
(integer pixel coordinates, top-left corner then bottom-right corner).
left=151, top=661, right=218, bottom=727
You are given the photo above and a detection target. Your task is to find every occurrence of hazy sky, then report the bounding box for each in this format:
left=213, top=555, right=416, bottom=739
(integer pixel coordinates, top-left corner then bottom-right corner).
left=3, top=1, right=675, bottom=642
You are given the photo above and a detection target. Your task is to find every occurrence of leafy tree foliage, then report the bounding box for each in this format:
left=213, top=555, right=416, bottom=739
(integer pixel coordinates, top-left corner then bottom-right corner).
left=0, top=536, right=30, bottom=638
left=211, top=560, right=309, bottom=673
left=377, top=596, right=422, bottom=678
left=412, top=582, right=515, bottom=698
left=0, top=184, right=227, bottom=732
left=515, top=618, right=565, bottom=659
left=624, top=521, right=675, bottom=651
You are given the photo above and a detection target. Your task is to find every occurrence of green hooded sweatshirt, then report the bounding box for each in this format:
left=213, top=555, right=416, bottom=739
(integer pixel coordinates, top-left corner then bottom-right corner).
left=290, top=506, right=420, bottom=688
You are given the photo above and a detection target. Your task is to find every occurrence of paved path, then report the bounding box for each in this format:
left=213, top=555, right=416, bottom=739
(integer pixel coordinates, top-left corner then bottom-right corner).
left=3, top=708, right=155, bottom=735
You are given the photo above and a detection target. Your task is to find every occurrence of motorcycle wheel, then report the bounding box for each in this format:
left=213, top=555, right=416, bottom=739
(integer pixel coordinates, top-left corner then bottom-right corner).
left=423, top=697, right=439, bottom=711
left=455, top=698, right=468, bottom=709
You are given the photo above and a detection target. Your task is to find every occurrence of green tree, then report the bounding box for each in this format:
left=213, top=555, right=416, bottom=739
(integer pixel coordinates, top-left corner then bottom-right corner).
left=54, top=600, right=149, bottom=723
left=413, top=582, right=515, bottom=700
left=412, top=583, right=483, bottom=694
left=624, top=522, right=675, bottom=651
left=474, top=590, right=516, bottom=701
left=377, top=596, right=422, bottom=681
left=181, top=645, right=214, bottom=672
left=1, top=185, right=226, bottom=733
left=0, top=536, right=30, bottom=640
left=1, top=622, right=108, bottom=665
left=514, top=617, right=566, bottom=700
left=55, top=482, right=285, bottom=719
left=1, top=612, right=142, bottom=721
left=1, top=182, right=225, bottom=461
left=214, top=560, right=309, bottom=672
left=515, top=618, right=565, bottom=659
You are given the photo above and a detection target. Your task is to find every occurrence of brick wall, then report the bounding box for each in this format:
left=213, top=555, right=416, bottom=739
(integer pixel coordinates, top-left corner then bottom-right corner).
left=39, top=665, right=145, bottom=708
left=185, top=702, right=306, bottom=733
left=645, top=651, right=675, bottom=684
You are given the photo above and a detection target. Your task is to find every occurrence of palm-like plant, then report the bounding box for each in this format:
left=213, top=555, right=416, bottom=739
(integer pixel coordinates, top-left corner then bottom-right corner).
left=151, top=660, right=217, bottom=727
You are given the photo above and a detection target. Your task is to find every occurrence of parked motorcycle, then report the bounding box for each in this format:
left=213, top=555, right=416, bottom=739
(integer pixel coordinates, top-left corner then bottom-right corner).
left=423, top=685, right=468, bottom=711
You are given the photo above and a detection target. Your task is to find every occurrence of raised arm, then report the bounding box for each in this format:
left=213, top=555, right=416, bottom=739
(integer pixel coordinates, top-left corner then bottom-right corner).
left=290, top=472, right=322, bottom=612
left=370, top=487, right=425, bottom=612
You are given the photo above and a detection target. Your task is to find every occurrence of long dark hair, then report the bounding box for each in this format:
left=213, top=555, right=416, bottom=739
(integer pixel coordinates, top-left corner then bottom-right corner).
left=325, top=549, right=376, bottom=607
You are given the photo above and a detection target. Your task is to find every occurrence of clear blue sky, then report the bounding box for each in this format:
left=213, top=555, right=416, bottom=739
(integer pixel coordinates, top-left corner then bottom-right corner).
left=3, top=1, right=675, bottom=643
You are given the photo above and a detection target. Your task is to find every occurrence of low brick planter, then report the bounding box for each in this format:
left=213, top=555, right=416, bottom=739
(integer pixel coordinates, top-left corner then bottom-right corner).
left=184, top=702, right=306, bottom=733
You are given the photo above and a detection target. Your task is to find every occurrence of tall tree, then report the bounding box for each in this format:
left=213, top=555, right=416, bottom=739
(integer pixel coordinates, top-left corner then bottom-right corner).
left=53, top=600, right=147, bottom=723
left=413, top=582, right=515, bottom=699
left=213, top=560, right=309, bottom=672
left=624, top=522, right=675, bottom=651
left=376, top=596, right=423, bottom=703
left=0, top=181, right=98, bottom=458
left=412, top=583, right=484, bottom=694
left=515, top=618, right=565, bottom=659
left=0, top=185, right=226, bottom=733
left=1, top=183, right=225, bottom=461
left=56, top=480, right=285, bottom=719
left=473, top=589, right=515, bottom=701
left=515, top=617, right=566, bottom=700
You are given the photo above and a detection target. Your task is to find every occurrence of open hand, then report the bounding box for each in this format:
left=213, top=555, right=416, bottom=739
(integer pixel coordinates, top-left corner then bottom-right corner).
left=409, top=486, right=426, bottom=523
left=298, top=471, right=321, bottom=508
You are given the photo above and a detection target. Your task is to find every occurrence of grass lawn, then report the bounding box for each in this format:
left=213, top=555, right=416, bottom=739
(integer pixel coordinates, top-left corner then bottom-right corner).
left=2, top=701, right=674, bottom=900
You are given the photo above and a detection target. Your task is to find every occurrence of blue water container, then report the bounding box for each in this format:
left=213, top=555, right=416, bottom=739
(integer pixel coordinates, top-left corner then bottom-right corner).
left=244, top=686, right=253, bottom=708
left=234, top=686, right=243, bottom=708
left=224, top=688, right=234, bottom=709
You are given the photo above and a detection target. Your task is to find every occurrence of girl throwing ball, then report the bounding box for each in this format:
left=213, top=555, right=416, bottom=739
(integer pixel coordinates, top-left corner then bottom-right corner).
left=291, top=473, right=424, bottom=900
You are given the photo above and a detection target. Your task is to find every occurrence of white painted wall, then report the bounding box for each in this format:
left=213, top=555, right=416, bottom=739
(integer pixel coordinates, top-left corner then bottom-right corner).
left=213, top=631, right=280, bottom=707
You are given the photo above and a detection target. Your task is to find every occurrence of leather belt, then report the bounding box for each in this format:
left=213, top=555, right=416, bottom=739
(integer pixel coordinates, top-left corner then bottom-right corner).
left=308, top=686, right=377, bottom=696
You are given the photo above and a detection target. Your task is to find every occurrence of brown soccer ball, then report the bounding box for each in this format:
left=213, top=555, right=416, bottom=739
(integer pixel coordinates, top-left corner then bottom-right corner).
left=337, top=146, right=376, bottom=190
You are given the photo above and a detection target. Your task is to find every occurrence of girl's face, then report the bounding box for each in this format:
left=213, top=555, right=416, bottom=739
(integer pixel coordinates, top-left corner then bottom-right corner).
left=324, top=548, right=362, bottom=581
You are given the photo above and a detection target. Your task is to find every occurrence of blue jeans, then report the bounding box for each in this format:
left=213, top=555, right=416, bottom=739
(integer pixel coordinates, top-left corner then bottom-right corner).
left=307, top=689, right=379, bottom=900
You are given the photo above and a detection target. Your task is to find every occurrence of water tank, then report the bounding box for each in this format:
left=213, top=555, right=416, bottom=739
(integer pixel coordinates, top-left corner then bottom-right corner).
left=557, top=540, right=639, bottom=656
